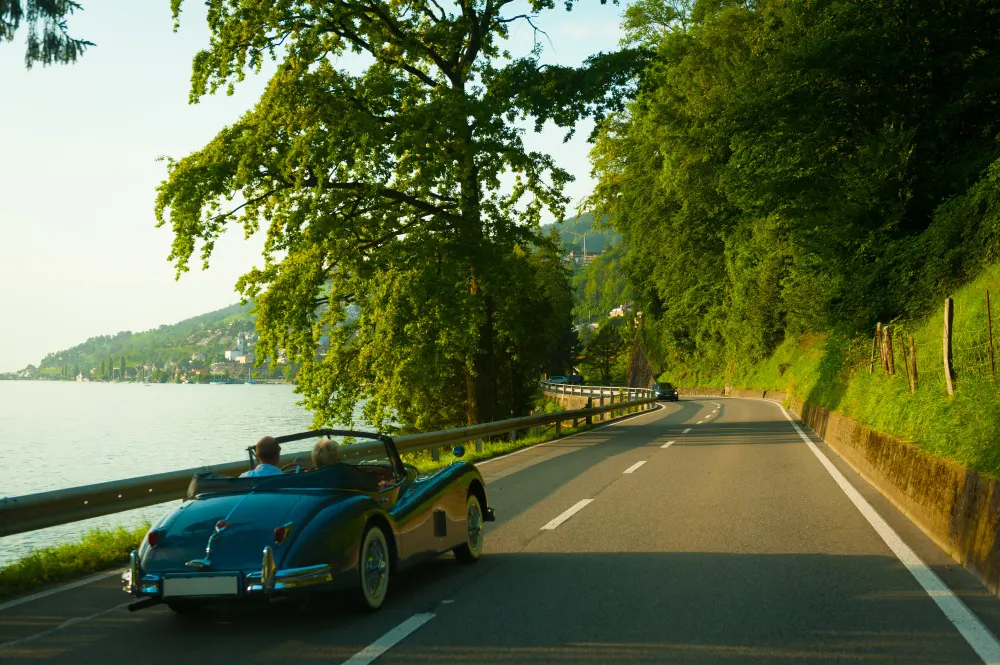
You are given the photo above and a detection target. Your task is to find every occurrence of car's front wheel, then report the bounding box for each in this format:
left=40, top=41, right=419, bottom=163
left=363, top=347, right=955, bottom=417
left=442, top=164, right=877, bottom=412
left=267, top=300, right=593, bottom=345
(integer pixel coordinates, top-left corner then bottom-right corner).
left=454, top=494, right=484, bottom=564
left=353, top=524, right=390, bottom=612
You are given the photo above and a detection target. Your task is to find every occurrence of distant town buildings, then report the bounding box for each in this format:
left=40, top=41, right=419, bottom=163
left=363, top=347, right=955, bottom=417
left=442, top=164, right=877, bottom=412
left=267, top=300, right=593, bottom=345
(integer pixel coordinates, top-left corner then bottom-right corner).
left=563, top=250, right=601, bottom=266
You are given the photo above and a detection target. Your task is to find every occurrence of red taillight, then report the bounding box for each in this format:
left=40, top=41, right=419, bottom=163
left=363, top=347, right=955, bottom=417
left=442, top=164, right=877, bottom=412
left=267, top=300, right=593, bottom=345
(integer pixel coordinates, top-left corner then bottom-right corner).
left=146, top=530, right=160, bottom=547
left=274, top=523, right=293, bottom=545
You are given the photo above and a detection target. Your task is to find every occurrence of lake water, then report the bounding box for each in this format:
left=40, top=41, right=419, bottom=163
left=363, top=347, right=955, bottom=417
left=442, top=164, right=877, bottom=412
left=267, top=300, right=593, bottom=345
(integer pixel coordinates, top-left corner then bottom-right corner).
left=0, top=381, right=363, bottom=565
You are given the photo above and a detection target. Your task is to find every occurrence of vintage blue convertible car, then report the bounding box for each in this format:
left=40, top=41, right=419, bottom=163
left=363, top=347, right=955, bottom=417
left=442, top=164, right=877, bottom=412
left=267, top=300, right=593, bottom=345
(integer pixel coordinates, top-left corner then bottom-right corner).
left=122, top=429, right=495, bottom=613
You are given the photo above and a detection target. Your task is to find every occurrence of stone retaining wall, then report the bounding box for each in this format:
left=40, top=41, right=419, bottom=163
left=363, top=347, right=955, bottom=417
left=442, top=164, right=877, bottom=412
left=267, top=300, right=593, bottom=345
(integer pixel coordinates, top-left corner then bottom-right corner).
left=546, top=394, right=591, bottom=411
left=790, top=400, right=1000, bottom=596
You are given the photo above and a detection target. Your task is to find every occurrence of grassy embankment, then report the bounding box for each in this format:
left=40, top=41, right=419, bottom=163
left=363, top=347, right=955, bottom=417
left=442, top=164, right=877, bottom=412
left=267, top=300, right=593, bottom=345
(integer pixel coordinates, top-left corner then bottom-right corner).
left=0, top=524, right=150, bottom=600
left=661, top=265, right=1000, bottom=478
left=0, top=400, right=627, bottom=601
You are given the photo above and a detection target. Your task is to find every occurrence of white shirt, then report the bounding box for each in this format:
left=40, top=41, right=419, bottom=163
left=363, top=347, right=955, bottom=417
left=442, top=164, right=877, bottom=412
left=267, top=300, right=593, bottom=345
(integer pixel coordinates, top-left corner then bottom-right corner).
left=239, top=463, right=284, bottom=478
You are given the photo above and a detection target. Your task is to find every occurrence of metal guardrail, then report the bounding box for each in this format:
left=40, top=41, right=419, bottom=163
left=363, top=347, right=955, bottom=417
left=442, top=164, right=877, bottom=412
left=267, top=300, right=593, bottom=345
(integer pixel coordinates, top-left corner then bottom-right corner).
left=540, top=381, right=651, bottom=401
left=0, top=387, right=657, bottom=538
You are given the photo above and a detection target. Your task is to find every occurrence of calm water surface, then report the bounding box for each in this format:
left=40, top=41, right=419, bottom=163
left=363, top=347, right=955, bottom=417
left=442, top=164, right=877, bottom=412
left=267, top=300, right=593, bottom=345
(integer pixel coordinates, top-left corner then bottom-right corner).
left=0, top=381, right=363, bottom=564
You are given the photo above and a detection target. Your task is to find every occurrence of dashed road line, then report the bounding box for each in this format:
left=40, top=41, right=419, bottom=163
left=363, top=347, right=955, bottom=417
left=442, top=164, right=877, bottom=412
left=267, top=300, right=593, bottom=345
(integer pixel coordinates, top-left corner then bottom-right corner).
left=623, top=461, right=646, bottom=474
left=682, top=428, right=691, bottom=434
left=661, top=440, right=676, bottom=449
left=541, top=499, right=594, bottom=531
left=775, top=403, right=1000, bottom=665
left=341, top=613, right=436, bottom=665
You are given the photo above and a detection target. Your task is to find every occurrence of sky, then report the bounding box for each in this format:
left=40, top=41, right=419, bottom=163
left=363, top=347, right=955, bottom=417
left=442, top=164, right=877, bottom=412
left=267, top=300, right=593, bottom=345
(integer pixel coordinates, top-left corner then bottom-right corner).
left=0, top=1, right=626, bottom=372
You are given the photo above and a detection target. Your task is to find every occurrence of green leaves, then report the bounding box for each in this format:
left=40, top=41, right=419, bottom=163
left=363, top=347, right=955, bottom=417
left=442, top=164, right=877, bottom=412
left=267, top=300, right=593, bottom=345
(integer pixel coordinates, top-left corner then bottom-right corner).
left=593, top=0, right=1000, bottom=380
left=2, top=0, right=93, bottom=68
left=160, top=0, right=636, bottom=430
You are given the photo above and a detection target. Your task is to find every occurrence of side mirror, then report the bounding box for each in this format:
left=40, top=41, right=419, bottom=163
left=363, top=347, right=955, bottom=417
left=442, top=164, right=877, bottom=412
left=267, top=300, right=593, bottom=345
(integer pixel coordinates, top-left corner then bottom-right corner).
left=453, top=444, right=466, bottom=458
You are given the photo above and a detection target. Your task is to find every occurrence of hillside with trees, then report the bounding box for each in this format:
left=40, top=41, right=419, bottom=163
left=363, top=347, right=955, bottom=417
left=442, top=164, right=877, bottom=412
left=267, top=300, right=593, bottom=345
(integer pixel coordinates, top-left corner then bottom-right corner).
left=24, top=303, right=258, bottom=382
left=590, top=0, right=1000, bottom=474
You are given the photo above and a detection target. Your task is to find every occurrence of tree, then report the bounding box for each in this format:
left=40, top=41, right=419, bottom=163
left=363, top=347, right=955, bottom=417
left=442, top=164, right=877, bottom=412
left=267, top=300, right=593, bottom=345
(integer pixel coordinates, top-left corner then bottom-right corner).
left=119, top=355, right=126, bottom=379
left=1, top=1, right=93, bottom=68
left=581, top=317, right=627, bottom=384
left=99, top=358, right=105, bottom=380
left=158, top=0, right=646, bottom=431
left=591, top=0, right=1000, bottom=379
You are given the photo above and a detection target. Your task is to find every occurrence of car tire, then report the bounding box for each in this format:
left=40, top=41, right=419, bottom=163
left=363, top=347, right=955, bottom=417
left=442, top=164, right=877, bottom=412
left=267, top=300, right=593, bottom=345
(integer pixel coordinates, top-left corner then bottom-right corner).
left=453, top=494, right=484, bottom=564
left=353, top=524, right=390, bottom=612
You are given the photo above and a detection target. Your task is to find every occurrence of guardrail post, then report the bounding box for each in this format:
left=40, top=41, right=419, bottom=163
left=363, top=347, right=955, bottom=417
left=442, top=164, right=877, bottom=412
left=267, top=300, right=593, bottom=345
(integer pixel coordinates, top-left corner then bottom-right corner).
left=556, top=420, right=562, bottom=436
left=475, top=438, right=483, bottom=453
left=599, top=396, right=605, bottom=420
left=431, top=447, right=440, bottom=462
left=586, top=397, right=593, bottom=425
left=511, top=429, right=518, bottom=443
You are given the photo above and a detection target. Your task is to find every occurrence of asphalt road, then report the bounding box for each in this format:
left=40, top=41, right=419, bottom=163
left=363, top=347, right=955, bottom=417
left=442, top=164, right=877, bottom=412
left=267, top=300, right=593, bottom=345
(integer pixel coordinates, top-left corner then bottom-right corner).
left=4, top=397, right=1000, bottom=664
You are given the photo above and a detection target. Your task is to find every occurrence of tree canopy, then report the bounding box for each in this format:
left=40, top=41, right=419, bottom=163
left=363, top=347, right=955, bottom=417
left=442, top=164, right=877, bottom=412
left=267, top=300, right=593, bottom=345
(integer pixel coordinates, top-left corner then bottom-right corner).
left=591, top=0, right=1000, bottom=381
left=158, top=0, right=645, bottom=431
left=1, top=1, right=92, bottom=68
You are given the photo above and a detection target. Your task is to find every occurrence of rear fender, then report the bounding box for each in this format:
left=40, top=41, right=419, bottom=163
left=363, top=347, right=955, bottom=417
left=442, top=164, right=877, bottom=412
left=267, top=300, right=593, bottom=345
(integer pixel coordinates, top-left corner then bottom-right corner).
left=282, top=495, right=398, bottom=574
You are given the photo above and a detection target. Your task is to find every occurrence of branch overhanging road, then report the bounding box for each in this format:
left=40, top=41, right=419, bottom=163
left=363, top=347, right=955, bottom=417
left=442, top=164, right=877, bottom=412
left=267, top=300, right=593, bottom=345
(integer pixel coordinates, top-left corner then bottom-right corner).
left=3, top=398, right=1000, bottom=664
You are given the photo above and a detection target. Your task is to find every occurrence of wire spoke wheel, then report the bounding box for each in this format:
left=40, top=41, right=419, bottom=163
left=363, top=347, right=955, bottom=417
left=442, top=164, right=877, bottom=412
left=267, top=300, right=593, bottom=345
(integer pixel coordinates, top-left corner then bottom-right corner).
left=454, top=494, right=485, bottom=564
left=355, top=525, right=390, bottom=611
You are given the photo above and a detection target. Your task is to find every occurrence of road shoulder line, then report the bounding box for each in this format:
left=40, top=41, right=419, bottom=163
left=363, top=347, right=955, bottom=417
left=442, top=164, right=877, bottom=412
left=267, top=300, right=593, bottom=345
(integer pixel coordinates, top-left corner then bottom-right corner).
left=774, top=402, right=1000, bottom=664
left=0, top=570, right=121, bottom=613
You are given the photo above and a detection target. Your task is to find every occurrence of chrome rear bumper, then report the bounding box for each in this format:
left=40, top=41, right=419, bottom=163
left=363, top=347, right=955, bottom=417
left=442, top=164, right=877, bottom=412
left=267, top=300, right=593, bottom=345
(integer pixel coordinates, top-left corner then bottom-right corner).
left=122, top=547, right=334, bottom=604
left=245, top=546, right=333, bottom=594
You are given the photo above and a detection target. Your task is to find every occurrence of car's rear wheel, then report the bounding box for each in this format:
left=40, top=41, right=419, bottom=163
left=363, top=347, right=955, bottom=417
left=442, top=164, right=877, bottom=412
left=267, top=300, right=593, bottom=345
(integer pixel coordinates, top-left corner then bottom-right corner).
left=353, top=524, right=390, bottom=612
left=453, top=494, right=484, bottom=564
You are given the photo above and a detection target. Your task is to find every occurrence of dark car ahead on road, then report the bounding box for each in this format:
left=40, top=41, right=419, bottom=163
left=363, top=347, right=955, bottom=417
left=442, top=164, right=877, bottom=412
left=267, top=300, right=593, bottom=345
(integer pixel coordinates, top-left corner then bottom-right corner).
left=652, top=382, right=679, bottom=401
left=123, top=429, right=494, bottom=614
left=566, top=375, right=584, bottom=385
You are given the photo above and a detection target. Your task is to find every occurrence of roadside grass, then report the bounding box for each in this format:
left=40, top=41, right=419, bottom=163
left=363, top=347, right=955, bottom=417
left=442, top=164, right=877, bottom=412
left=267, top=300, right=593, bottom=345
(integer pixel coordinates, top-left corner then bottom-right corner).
left=0, top=402, right=645, bottom=602
left=662, top=264, right=1000, bottom=478
left=0, top=523, right=150, bottom=601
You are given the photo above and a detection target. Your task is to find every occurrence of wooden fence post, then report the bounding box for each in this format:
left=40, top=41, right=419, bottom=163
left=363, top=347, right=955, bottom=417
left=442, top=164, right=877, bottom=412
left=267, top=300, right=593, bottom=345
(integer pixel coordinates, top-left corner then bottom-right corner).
left=875, top=323, right=883, bottom=372
left=870, top=325, right=879, bottom=374
left=884, top=326, right=895, bottom=375
left=586, top=397, right=593, bottom=426
left=900, top=331, right=911, bottom=390
left=909, top=334, right=918, bottom=392
left=944, top=297, right=955, bottom=397
left=988, top=290, right=996, bottom=381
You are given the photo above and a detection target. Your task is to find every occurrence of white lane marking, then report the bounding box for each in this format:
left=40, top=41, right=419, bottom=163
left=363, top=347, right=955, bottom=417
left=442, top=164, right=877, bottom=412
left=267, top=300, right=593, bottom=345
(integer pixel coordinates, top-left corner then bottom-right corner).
left=661, top=440, right=676, bottom=449
left=341, top=613, right=436, bottom=665
left=0, top=600, right=131, bottom=651
left=541, top=499, right=594, bottom=530
left=682, top=428, right=691, bottom=434
left=0, top=570, right=121, bottom=612
left=711, top=402, right=721, bottom=407
left=623, top=461, right=646, bottom=474
left=775, top=404, right=1000, bottom=664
